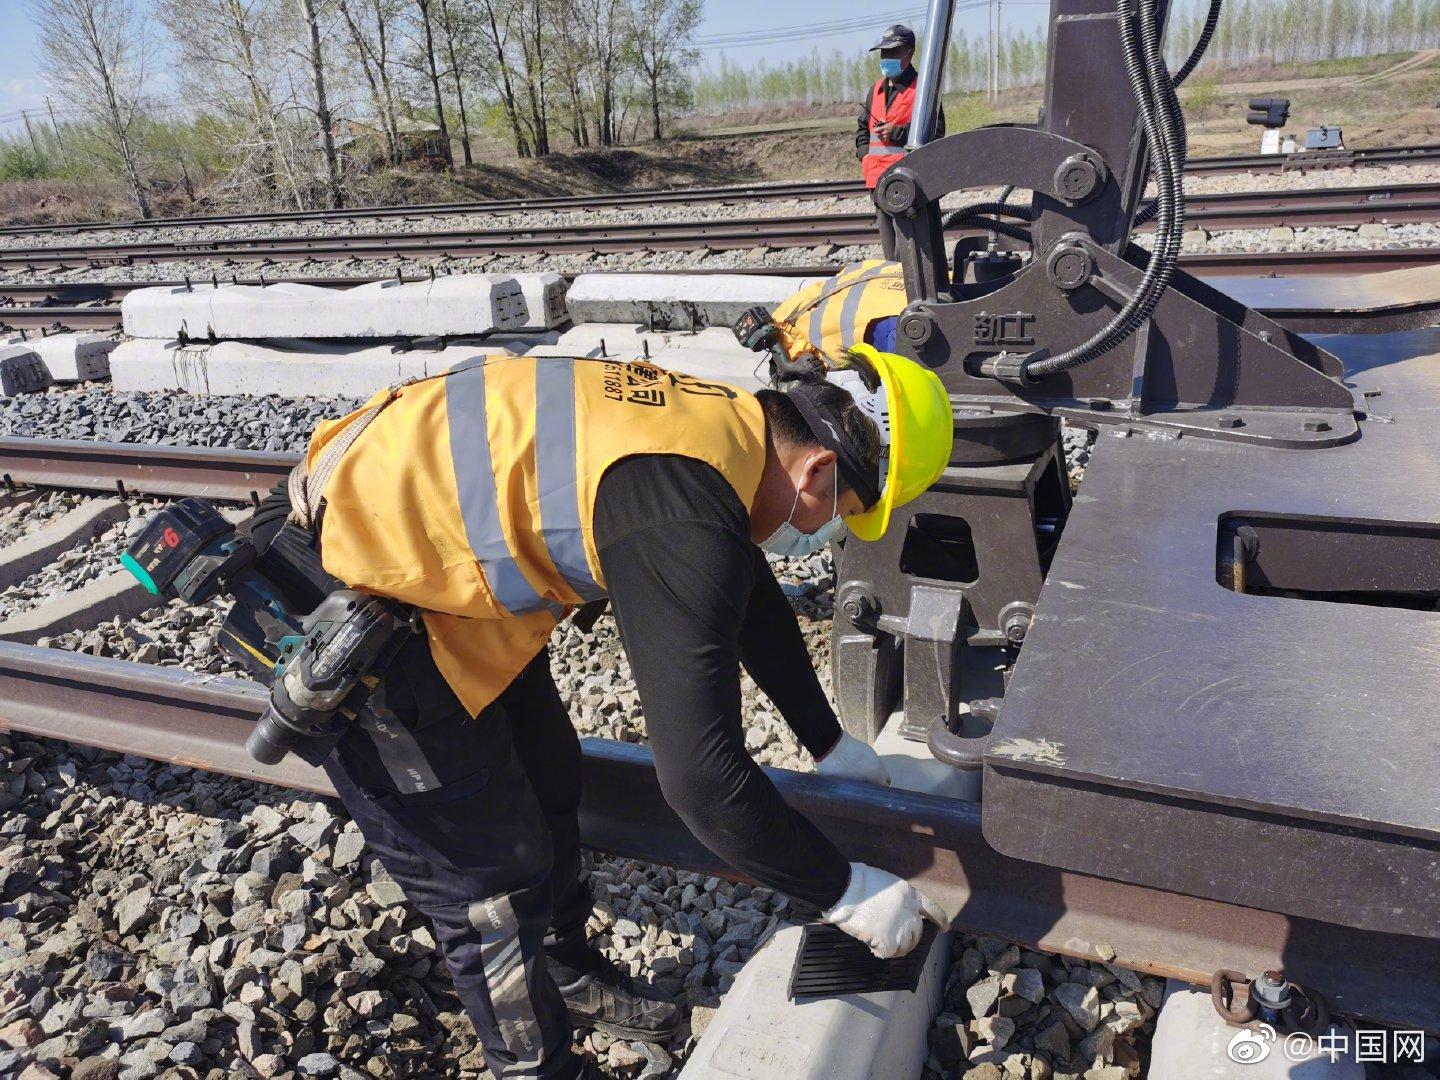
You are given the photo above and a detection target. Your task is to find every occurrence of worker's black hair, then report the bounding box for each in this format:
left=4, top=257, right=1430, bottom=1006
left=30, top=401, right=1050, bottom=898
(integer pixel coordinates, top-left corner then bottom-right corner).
left=757, top=356, right=883, bottom=505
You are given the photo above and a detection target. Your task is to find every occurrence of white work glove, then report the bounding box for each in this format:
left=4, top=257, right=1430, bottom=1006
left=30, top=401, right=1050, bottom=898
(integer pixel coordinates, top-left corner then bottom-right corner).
left=815, top=732, right=891, bottom=787
left=821, top=862, right=950, bottom=959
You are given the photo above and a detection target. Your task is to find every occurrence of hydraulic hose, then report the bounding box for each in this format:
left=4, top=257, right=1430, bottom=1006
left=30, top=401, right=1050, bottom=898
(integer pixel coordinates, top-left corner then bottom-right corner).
left=1135, top=0, right=1221, bottom=224
left=1021, top=0, right=1185, bottom=381
left=942, top=185, right=1027, bottom=230
left=1173, top=0, right=1223, bottom=86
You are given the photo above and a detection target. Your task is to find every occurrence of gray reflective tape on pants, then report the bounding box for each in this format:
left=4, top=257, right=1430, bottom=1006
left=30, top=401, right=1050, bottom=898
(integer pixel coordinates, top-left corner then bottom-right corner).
left=447, top=363, right=551, bottom=616
left=868, top=145, right=902, bottom=156
left=361, top=687, right=441, bottom=795
left=469, top=896, right=543, bottom=1069
left=533, top=360, right=604, bottom=603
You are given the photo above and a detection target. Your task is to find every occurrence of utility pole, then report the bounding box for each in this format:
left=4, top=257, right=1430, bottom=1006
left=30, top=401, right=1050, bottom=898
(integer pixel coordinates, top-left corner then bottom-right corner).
left=44, top=98, right=62, bottom=141
left=996, top=0, right=1003, bottom=98
left=987, top=0, right=996, bottom=102
left=20, top=111, right=40, bottom=156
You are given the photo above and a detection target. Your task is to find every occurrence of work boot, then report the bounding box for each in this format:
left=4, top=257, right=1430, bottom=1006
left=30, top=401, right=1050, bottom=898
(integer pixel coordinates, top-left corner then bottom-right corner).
left=547, top=947, right=681, bottom=1042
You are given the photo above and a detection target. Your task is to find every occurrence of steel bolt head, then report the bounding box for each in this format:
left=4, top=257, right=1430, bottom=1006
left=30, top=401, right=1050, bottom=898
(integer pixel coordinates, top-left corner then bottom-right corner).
left=838, top=586, right=878, bottom=624
left=1054, top=155, right=1104, bottom=204
left=1046, top=243, right=1095, bottom=290
left=1216, top=414, right=1243, bottom=429
left=900, top=311, right=933, bottom=347
left=877, top=171, right=918, bottom=215
left=1302, top=418, right=1332, bottom=432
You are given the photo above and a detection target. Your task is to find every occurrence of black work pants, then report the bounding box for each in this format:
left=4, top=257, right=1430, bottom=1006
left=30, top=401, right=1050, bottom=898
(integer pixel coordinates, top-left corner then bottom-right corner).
left=327, top=644, right=588, bottom=1079
left=248, top=490, right=588, bottom=1079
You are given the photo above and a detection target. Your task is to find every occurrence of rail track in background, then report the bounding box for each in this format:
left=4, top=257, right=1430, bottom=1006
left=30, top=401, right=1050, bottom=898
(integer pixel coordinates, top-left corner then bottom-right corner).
left=3, top=248, right=1435, bottom=335
left=2, top=183, right=1440, bottom=273
left=0, top=142, right=1437, bottom=240
left=0, top=435, right=1435, bottom=1032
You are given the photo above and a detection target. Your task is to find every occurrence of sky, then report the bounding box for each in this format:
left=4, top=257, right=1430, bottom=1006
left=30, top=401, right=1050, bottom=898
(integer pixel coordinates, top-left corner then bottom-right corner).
left=0, top=0, right=1046, bottom=138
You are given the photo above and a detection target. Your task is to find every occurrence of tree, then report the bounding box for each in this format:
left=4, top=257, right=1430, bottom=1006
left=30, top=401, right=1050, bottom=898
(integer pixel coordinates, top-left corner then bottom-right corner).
left=338, top=0, right=403, bottom=165
left=412, top=0, right=455, bottom=168
left=437, top=0, right=475, bottom=165
left=30, top=0, right=154, bottom=216
left=627, top=0, right=700, bottom=140
left=159, top=0, right=309, bottom=210
left=473, top=0, right=534, bottom=156
left=295, top=0, right=345, bottom=207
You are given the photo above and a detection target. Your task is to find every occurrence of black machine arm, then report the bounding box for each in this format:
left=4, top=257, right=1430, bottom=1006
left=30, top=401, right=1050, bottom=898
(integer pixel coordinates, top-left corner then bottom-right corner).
left=877, top=0, right=1358, bottom=448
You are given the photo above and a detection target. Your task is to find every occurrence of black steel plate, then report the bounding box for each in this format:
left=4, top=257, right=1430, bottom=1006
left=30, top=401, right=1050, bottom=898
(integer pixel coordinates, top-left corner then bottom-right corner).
left=983, top=326, right=1440, bottom=939
left=787, top=922, right=939, bottom=999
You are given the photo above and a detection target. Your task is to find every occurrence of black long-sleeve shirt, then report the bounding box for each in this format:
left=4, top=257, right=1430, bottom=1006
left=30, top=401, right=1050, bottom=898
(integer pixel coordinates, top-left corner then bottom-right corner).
left=855, top=65, right=946, bottom=159
left=593, top=454, right=850, bottom=910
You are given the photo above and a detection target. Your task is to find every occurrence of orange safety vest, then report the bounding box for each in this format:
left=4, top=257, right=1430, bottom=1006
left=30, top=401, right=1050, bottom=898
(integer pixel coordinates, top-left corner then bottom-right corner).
left=771, top=260, right=907, bottom=364
left=308, top=356, right=769, bottom=716
left=863, top=76, right=915, bottom=189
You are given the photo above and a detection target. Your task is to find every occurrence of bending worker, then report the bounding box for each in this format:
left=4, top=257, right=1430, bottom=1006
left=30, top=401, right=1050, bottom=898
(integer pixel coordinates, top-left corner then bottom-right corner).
left=769, top=258, right=907, bottom=365
left=243, top=344, right=954, bottom=1080
left=857, top=24, right=945, bottom=258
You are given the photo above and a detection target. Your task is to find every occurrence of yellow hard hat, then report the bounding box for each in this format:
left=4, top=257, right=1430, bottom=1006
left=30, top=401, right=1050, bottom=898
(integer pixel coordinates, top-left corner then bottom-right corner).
left=843, top=344, right=953, bottom=542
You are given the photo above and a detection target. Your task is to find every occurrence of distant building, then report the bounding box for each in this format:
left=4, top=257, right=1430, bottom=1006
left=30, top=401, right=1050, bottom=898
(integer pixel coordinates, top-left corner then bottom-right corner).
left=329, top=117, right=452, bottom=167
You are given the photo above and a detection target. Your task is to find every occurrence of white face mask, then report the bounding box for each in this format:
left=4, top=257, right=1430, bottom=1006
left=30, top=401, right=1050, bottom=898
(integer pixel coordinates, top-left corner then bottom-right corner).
left=760, top=462, right=844, bottom=557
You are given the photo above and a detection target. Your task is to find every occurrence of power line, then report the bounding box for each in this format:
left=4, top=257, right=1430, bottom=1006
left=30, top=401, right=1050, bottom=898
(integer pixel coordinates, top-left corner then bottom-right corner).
left=695, top=0, right=1031, bottom=51
left=695, top=8, right=929, bottom=48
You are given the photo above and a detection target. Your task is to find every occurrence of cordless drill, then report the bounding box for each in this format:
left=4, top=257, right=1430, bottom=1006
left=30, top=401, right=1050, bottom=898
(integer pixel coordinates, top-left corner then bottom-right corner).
left=732, top=305, right=827, bottom=385
left=122, top=498, right=415, bottom=765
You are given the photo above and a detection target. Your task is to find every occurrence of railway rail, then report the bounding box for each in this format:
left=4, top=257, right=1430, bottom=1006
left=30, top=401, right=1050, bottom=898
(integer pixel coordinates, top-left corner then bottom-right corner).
left=2, top=183, right=1440, bottom=273
left=3, top=249, right=1435, bottom=335
left=0, top=435, right=1435, bottom=1032
left=0, top=142, right=1436, bottom=240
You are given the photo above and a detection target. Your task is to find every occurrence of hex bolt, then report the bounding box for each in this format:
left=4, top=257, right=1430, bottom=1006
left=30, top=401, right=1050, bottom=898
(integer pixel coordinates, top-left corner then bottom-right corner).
left=1216, top=414, right=1243, bottom=429
left=1054, top=154, right=1104, bottom=204
left=1302, top=418, right=1331, bottom=432
left=1258, top=331, right=1273, bottom=343
left=1046, top=244, right=1094, bottom=290
left=999, top=601, right=1036, bottom=645
left=900, top=311, right=933, bottom=347
left=1086, top=397, right=1113, bottom=411
left=877, top=171, right=919, bottom=216
left=838, top=585, right=878, bottom=625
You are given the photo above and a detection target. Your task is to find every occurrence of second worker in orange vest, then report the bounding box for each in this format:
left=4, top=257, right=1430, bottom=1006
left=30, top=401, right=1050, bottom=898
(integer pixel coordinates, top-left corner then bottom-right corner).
left=855, top=23, right=946, bottom=259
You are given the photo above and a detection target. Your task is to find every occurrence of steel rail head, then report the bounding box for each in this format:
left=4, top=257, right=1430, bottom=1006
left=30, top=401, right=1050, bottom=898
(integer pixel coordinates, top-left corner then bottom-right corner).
left=0, top=641, right=1436, bottom=1030
left=0, top=437, right=297, bottom=501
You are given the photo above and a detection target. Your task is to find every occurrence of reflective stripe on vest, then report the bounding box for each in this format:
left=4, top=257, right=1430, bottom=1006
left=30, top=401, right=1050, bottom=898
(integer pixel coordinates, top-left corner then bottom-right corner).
left=533, top=360, right=605, bottom=605
left=799, top=262, right=905, bottom=358
left=867, top=145, right=903, bottom=156
left=447, top=359, right=603, bottom=617
left=447, top=363, right=556, bottom=617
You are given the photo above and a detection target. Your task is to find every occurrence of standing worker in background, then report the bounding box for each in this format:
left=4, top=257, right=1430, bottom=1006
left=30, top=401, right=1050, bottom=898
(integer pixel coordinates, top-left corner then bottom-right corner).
left=857, top=23, right=946, bottom=258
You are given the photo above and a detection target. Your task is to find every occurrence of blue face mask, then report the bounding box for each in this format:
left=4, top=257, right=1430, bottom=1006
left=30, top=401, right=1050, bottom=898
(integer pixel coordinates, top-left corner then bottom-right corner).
left=760, top=463, right=845, bottom=558
left=880, top=58, right=905, bottom=79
